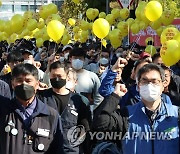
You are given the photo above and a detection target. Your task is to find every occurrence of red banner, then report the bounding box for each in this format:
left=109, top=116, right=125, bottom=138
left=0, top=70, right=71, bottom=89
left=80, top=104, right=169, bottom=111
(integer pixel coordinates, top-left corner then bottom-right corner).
left=129, top=18, right=180, bottom=47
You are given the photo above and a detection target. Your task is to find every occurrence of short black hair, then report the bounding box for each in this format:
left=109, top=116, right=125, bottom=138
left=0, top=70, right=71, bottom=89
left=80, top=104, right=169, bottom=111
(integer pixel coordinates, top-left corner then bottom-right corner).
left=102, top=48, right=110, bottom=57
left=12, top=63, right=39, bottom=80
left=7, top=51, right=24, bottom=63
left=69, top=47, right=86, bottom=58
left=152, top=53, right=161, bottom=62
left=134, top=59, right=151, bottom=71
left=137, top=63, right=165, bottom=82
left=49, top=61, right=69, bottom=73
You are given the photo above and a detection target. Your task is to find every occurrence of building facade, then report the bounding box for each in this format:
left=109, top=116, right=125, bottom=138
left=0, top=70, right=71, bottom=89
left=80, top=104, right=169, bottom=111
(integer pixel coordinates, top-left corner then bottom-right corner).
left=0, top=0, right=63, bottom=20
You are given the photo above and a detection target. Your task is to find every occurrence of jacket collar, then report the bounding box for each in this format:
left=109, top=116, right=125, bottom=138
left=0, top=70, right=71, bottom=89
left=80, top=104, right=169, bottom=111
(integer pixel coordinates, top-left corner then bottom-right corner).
left=12, top=96, right=50, bottom=117
left=140, top=95, right=173, bottom=118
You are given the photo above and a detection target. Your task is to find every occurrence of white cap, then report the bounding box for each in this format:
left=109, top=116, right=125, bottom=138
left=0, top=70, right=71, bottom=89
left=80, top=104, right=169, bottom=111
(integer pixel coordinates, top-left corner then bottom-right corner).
left=62, top=45, right=73, bottom=52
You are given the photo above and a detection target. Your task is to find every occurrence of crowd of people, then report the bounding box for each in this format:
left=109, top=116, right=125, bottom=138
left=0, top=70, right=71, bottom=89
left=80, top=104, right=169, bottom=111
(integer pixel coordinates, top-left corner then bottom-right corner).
left=0, top=38, right=179, bottom=154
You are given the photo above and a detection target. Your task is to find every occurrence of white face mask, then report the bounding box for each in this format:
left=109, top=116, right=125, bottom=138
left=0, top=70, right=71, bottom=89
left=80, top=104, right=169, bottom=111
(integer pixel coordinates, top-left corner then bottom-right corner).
left=139, top=83, right=161, bottom=102
left=72, top=59, right=84, bottom=70
left=59, top=57, right=65, bottom=63
left=99, top=58, right=109, bottom=65
left=116, top=53, right=122, bottom=58
left=64, top=53, right=69, bottom=60
left=24, top=60, right=33, bottom=64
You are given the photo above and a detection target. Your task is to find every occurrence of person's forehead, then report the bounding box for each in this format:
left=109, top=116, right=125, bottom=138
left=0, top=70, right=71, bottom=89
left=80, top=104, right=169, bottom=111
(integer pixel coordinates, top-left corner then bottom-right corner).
left=101, top=52, right=109, bottom=56
left=141, top=70, right=161, bottom=79
left=51, top=68, right=66, bottom=74
left=164, top=69, right=171, bottom=75
left=15, top=74, right=36, bottom=80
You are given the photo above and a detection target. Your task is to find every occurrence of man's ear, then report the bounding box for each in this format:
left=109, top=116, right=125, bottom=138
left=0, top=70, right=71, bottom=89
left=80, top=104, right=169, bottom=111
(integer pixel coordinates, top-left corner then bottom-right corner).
left=35, top=80, right=40, bottom=91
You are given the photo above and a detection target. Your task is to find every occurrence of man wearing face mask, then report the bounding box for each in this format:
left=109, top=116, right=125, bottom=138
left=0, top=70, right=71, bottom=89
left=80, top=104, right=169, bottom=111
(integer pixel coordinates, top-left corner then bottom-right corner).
left=69, top=47, right=104, bottom=112
left=37, top=61, right=91, bottom=154
left=93, top=62, right=180, bottom=154
left=85, top=48, right=110, bottom=77
left=0, top=63, right=64, bottom=154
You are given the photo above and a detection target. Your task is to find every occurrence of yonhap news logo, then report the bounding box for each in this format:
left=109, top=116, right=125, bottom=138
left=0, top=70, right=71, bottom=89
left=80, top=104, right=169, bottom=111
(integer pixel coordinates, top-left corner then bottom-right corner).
left=67, top=125, right=86, bottom=147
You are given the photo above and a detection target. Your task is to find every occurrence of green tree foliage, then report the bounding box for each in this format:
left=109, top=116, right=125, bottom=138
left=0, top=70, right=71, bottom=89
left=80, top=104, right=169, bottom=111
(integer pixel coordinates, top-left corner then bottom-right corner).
left=83, top=0, right=107, bottom=12
left=59, top=0, right=87, bottom=24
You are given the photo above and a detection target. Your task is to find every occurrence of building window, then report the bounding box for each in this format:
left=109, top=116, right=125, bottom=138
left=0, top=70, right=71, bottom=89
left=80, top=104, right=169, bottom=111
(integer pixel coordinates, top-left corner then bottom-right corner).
left=0, top=4, right=13, bottom=12
left=15, top=5, right=28, bottom=12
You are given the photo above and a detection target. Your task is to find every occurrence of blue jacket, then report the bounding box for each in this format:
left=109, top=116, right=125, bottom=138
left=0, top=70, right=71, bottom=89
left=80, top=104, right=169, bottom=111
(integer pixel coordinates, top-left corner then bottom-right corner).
left=93, top=93, right=180, bottom=154
left=122, top=101, right=179, bottom=154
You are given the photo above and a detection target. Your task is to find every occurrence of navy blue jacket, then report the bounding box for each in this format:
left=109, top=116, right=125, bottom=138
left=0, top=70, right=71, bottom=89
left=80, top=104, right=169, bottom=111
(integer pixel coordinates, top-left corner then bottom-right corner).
left=0, top=96, right=64, bottom=154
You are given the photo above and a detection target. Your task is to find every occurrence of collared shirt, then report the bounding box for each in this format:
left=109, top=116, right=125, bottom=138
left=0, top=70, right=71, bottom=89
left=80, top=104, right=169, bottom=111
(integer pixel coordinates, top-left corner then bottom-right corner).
left=17, top=98, right=37, bottom=127
left=145, top=103, right=161, bottom=125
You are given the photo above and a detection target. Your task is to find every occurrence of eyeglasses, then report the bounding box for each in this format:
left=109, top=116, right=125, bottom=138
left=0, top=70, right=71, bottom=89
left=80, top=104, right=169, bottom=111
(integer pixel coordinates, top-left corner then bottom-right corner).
left=139, top=78, right=162, bottom=86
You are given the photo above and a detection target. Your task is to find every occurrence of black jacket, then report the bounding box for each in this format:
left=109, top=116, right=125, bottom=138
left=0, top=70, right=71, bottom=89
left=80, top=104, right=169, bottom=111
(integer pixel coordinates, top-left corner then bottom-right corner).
left=37, top=89, right=91, bottom=154
left=0, top=96, right=64, bottom=154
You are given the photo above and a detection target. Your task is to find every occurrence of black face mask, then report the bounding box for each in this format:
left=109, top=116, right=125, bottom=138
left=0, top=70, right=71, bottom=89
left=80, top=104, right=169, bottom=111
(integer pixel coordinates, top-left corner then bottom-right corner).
left=50, top=78, right=66, bottom=89
left=14, top=84, right=35, bottom=101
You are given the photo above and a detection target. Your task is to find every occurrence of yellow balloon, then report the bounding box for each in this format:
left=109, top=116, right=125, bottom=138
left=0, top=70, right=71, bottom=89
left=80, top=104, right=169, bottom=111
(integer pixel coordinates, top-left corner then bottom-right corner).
left=79, top=20, right=89, bottom=31
left=145, top=45, right=156, bottom=56
left=0, top=20, right=5, bottom=31
left=4, top=21, right=13, bottom=36
left=160, top=40, right=180, bottom=66
left=156, top=27, right=164, bottom=36
left=27, top=19, right=37, bottom=31
left=161, top=27, right=179, bottom=44
left=88, top=22, right=93, bottom=30
left=47, top=3, right=58, bottom=15
left=130, top=23, right=140, bottom=34
left=145, top=1, right=162, bottom=21
left=139, top=21, right=146, bottom=30
left=99, top=12, right=106, bottom=18
left=11, top=14, right=24, bottom=33
left=117, top=21, right=128, bottom=36
left=72, top=0, right=80, bottom=4
left=37, top=20, right=45, bottom=29
left=51, top=14, right=62, bottom=22
left=68, top=18, right=76, bottom=26
left=126, top=18, right=134, bottom=27
left=109, top=29, right=123, bottom=42
left=81, top=30, right=89, bottom=38
left=39, top=5, right=49, bottom=19
left=111, top=41, right=122, bottom=49
left=73, top=26, right=79, bottom=33
left=101, top=39, right=107, bottom=47
left=61, top=35, right=70, bottom=45
left=86, top=8, right=98, bottom=21
left=149, top=19, right=161, bottom=30
left=92, top=18, right=110, bottom=39
left=111, top=8, right=120, bottom=19
left=160, top=9, right=175, bottom=26
left=135, top=6, right=143, bottom=20
left=105, top=14, right=115, bottom=25
left=36, top=38, right=43, bottom=48
left=120, top=8, right=130, bottom=20
left=47, top=20, right=65, bottom=41
left=174, top=33, right=180, bottom=43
